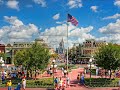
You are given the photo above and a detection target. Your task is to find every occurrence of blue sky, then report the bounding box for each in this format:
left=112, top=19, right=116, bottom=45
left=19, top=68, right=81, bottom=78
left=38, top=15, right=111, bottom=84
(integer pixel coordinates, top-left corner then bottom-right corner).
left=0, top=0, right=120, bottom=48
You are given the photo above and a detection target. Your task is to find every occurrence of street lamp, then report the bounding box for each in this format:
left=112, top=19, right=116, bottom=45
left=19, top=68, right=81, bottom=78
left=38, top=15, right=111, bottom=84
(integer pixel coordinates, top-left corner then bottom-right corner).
left=89, top=56, right=93, bottom=85
left=52, top=59, right=55, bottom=88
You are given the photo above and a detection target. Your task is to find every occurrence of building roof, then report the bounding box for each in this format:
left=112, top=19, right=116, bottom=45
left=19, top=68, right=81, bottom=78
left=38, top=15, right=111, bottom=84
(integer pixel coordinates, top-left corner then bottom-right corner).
left=0, top=44, right=5, bottom=46
left=13, top=42, right=33, bottom=44
left=6, top=44, right=12, bottom=47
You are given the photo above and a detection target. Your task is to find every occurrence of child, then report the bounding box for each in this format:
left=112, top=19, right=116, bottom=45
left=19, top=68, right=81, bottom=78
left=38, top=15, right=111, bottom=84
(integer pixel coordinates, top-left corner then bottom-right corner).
left=62, top=80, right=66, bottom=89
left=6, top=80, right=12, bottom=90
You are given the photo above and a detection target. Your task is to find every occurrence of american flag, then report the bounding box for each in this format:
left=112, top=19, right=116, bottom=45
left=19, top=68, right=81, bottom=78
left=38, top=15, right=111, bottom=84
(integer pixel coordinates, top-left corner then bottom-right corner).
left=67, top=14, right=78, bottom=26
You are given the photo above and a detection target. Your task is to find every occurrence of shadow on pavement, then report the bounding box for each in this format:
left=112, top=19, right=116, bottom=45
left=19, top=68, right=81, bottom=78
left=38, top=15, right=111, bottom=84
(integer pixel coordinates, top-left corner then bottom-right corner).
left=70, top=80, right=78, bottom=84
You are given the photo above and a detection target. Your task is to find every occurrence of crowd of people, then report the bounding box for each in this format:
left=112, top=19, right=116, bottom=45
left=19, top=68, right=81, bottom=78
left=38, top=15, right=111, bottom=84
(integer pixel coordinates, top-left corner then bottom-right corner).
left=54, top=76, right=70, bottom=90
left=46, top=67, right=70, bottom=90
left=1, top=70, right=27, bottom=80
left=6, top=78, right=26, bottom=90
left=1, top=70, right=27, bottom=90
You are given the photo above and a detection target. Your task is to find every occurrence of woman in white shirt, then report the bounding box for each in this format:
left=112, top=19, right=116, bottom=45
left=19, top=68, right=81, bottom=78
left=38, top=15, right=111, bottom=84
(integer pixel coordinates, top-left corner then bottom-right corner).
left=22, top=79, right=26, bottom=90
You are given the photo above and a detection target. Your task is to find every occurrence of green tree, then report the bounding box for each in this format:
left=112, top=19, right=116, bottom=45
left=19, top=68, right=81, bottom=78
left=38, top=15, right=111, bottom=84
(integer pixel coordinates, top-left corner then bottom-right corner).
left=0, top=53, right=6, bottom=61
left=0, top=53, right=6, bottom=67
left=14, top=49, right=26, bottom=66
left=95, top=43, right=120, bottom=78
left=68, top=44, right=82, bottom=64
left=14, top=42, right=50, bottom=78
left=31, top=43, right=50, bottom=69
left=30, top=43, right=50, bottom=78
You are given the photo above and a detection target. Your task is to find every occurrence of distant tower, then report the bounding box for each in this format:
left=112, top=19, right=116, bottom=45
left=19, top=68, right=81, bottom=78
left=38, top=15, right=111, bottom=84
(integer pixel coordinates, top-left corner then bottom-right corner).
left=58, top=38, right=64, bottom=54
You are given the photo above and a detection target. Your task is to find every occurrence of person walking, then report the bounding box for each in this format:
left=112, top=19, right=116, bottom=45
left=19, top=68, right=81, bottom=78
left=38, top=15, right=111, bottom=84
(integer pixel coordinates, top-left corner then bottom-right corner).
left=14, top=83, right=21, bottom=90
left=6, top=80, right=12, bottom=90
left=62, top=80, right=66, bottom=89
left=64, top=70, right=67, bottom=78
left=80, top=73, right=85, bottom=85
left=49, top=68, right=52, bottom=76
left=66, top=76, right=70, bottom=88
left=22, top=79, right=26, bottom=90
left=54, top=77, right=59, bottom=89
left=77, top=74, right=80, bottom=84
left=58, top=77, right=63, bottom=90
left=1, top=75, right=5, bottom=84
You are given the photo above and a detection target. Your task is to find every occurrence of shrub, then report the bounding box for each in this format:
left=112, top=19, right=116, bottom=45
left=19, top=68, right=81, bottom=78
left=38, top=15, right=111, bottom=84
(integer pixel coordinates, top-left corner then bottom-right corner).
left=26, top=78, right=53, bottom=88
left=0, top=78, right=53, bottom=88
left=85, top=78, right=119, bottom=87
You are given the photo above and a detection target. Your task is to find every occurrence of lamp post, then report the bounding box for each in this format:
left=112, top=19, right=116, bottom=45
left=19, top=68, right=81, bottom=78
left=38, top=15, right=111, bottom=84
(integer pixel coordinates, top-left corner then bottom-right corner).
left=89, top=56, right=93, bottom=85
left=52, top=59, right=55, bottom=88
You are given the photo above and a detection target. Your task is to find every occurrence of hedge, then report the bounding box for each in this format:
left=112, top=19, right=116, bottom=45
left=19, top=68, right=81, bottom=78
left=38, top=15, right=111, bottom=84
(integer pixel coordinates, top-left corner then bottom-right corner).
left=85, top=78, right=119, bottom=87
left=0, top=78, right=53, bottom=88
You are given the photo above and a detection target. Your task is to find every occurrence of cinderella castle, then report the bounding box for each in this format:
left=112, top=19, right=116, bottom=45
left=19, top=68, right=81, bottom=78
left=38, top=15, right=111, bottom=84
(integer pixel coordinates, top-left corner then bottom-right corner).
left=56, top=38, right=65, bottom=54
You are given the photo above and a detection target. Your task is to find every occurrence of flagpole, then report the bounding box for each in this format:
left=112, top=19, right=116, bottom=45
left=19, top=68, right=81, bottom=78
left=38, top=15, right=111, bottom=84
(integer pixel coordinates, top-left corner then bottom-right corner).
left=66, top=13, right=78, bottom=71
left=66, top=13, right=68, bottom=71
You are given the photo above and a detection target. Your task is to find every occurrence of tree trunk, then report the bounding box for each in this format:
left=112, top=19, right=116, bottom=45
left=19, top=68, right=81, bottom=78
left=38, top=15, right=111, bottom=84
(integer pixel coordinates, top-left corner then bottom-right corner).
left=27, top=70, right=29, bottom=78
left=30, top=70, right=32, bottom=78
left=109, top=69, right=112, bottom=79
left=35, top=66, right=37, bottom=80
left=105, top=69, right=107, bottom=78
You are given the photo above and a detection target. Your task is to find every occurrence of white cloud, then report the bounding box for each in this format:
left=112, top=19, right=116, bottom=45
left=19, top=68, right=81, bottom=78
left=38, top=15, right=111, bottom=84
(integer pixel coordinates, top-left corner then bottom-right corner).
left=33, top=0, right=46, bottom=7
left=56, top=21, right=66, bottom=24
left=6, top=0, right=19, bottom=10
left=39, top=23, right=94, bottom=48
left=67, top=0, right=82, bottom=9
left=0, top=16, right=39, bottom=43
left=97, top=19, right=120, bottom=45
left=39, top=21, right=120, bottom=48
left=53, top=13, right=60, bottom=20
left=96, top=34, right=120, bottom=44
left=90, top=6, right=98, bottom=12
left=4, top=16, right=23, bottom=27
left=114, top=0, right=120, bottom=7
left=103, top=13, right=120, bottom=20
left=99, top=19, right=120, bottom=34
